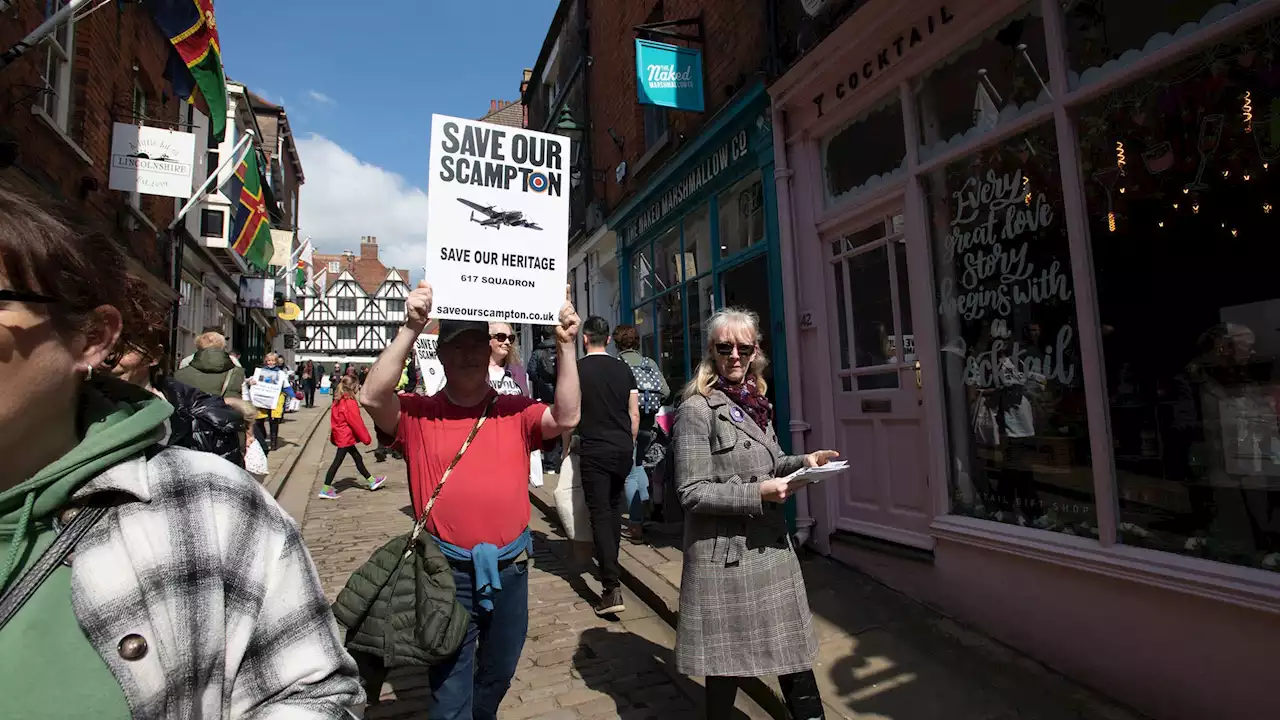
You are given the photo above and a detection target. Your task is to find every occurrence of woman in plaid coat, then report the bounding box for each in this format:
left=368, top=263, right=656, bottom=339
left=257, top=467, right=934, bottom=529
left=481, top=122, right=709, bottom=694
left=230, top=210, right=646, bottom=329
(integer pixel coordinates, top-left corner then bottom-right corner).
left=673, top=308, right=839, bottom=720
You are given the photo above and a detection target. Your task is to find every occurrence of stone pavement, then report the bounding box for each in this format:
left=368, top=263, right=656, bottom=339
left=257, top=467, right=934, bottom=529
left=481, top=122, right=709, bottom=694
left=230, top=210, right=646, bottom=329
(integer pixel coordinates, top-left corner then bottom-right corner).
left=530, top=475, right=1146, bottom=720
left=290, top=408, right=754, bottom=719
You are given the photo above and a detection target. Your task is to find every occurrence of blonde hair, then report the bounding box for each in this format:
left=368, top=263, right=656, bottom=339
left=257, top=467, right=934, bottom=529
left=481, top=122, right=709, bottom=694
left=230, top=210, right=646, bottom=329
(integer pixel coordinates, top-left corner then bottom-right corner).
left=684, top=308, right=769, bottom=400
left=195, top=332, right=226, bottom=351
left=334, top=375, right=360, bottom=402
left=489, top=322, right=520, bottom=368
left=264, top=352, right=280, bottom=365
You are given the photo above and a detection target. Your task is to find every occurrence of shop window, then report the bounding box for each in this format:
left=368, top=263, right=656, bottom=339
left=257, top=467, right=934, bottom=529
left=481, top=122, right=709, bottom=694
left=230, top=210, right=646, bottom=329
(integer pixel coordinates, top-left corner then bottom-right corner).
left=718, top=170, right=766, bottom=259
left=690, top=274, right=716, bottom=370
left=682, top=204, right=711, bottom=280
left=926, top=122, right=1094, bottom=534
left=721, top=256, right=776, bottom=407
left=823, top=95, right=906, bottom=203
left=1063, top=0, right=1251, bottom=88
left=656, top=225, right=682, bottom=291
left=1079, top=21, right=1280, bottom=569
left=915, top=2, right=1052, bottom=162
left=633, top=303, right=655, bottom=360
left=631, top=245, right=654, bottom=303
left=657, top=290, right=686, bottom=387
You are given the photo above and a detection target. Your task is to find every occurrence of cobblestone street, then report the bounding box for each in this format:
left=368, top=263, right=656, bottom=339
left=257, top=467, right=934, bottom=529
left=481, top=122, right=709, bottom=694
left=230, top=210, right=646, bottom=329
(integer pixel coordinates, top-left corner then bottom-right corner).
left=297, top=410, right=712, bottom=719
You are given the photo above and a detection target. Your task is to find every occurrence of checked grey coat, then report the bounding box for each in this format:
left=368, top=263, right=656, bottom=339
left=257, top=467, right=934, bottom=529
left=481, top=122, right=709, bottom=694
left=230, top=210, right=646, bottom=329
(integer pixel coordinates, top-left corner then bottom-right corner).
left=672, top=390, right=818, bottom=678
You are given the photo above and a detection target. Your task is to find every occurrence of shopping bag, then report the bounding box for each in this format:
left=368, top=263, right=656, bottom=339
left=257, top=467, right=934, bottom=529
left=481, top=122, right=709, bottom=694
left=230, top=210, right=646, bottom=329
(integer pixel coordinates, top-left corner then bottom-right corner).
left=551, top=448, right=591, bottom=542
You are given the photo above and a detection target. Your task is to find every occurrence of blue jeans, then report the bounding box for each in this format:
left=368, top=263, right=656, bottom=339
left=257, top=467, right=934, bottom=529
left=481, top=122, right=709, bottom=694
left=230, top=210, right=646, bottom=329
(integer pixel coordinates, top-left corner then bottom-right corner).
left=625, top=464, right=649, bottom=522
left=428, top=561, right=530, bottom=719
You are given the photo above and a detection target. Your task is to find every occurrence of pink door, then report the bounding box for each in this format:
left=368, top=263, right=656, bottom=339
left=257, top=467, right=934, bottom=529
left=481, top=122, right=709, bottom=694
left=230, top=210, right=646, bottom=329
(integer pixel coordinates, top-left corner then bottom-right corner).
left=825, top=209, right=934, bottom=549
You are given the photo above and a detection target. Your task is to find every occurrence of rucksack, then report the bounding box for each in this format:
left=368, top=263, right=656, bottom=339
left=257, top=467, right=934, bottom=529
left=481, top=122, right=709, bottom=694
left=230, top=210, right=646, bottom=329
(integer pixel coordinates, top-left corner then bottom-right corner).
left=627, top=356, right=665, bottom=413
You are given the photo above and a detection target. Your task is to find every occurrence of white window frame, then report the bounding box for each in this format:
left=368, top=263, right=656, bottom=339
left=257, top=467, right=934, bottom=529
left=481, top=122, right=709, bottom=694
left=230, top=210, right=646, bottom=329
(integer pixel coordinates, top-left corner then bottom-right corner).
left=328, top=260, right=340, bottom=274
left=37, top=1, right=74, bottom=129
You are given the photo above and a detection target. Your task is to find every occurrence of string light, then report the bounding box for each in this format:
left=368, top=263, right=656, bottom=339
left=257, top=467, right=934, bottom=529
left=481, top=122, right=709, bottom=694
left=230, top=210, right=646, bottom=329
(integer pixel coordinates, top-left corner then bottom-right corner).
left=1193, top=204, right=1201, bottom=214
left=1108, top=212, right=1117, bottom=232
left=1264, top=203, right=1273, bottom=214
left=1245, top=173, right=1252, bottom=181
left=1173, top=203, right=1180, bottom=209
left=1158, top=221, right=1165, bottom=228
left=1232, top=228, right=1240, bottom=237
left=1266, top=163, right=1271, bottom=170
left=1116, top=141, right=1127, bottom=174
left=1244, top=91, right=1253, bottom=133
left=1119, top=187, right=1126, bottom=194
left=1023, top=176, right=1031, bottom=205
left=1223, top=170, right=1231, bottom=178
left=1183, top=187, right=1190, bottom=194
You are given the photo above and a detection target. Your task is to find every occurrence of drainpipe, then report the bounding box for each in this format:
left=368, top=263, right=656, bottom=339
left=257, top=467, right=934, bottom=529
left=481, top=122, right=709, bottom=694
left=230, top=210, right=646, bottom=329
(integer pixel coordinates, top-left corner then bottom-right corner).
left=771, top=106, right=816, bottom=547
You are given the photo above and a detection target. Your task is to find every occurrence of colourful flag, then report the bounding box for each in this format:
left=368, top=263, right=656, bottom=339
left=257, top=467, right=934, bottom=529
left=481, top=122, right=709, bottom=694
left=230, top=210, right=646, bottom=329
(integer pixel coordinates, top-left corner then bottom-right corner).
left=148, top=0, right=228, bottom=141
left=295, top=240, right=313, bottom=287
left=220, top=148, right=273, bottom=271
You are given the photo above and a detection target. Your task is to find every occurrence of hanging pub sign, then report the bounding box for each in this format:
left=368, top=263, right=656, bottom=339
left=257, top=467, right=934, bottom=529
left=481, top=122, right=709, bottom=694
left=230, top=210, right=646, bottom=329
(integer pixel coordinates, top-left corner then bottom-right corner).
left=635, top=39, right=705, bottom=112
left=108, top=123, right=197, bottom=199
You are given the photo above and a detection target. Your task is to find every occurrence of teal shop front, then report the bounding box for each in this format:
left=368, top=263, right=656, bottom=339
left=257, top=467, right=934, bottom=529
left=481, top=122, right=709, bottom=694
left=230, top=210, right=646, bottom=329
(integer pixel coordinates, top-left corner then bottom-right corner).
left=615, top=80, right=794, bottom=485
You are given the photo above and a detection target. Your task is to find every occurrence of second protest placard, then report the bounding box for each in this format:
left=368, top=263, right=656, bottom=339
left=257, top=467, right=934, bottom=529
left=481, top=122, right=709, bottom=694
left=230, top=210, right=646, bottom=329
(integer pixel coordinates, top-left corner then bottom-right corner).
left=425, top=114, right=570, bottom=324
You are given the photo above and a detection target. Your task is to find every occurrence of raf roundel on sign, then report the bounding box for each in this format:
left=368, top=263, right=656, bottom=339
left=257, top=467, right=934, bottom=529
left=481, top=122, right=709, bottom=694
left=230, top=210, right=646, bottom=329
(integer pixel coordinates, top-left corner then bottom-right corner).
left=529, top=172, right=549, bottom=193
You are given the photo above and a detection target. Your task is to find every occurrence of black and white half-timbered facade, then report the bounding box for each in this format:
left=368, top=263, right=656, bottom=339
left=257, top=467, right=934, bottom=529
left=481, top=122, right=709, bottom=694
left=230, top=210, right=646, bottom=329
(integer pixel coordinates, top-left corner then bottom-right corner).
left=296, top=268, right=409, bottom=365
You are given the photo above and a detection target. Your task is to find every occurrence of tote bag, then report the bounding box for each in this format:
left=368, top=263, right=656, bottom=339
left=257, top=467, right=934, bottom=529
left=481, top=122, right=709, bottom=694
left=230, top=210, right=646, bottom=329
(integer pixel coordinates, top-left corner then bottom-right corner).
left=552, top=445, right=591, bottom=543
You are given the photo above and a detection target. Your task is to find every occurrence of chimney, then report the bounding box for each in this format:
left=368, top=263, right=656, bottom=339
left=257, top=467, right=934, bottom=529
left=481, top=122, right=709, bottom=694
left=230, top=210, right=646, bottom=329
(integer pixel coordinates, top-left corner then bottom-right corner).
left=360, top=235, right=379, bottom=260
left=490, top=100, right=498, bottom=113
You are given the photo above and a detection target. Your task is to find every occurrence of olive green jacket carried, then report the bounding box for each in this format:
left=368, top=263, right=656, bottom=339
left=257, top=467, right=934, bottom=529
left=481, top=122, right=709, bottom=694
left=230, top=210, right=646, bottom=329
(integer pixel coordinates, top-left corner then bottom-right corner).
left=331, top=532, right=469, bottom=668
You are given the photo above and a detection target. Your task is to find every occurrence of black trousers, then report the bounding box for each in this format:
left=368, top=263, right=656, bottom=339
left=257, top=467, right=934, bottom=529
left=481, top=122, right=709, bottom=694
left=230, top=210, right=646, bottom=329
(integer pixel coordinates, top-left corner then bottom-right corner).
left=706, top=671, right=824, bottom=720
left=579, top=450, right=631, bottom=592
left=303, top=382, right=316, bottom=407
left=267, top=417, right=280, bottom=448
left=324, top=446, right=371, bottom=487
left=253, top=420, right=270, bottom=456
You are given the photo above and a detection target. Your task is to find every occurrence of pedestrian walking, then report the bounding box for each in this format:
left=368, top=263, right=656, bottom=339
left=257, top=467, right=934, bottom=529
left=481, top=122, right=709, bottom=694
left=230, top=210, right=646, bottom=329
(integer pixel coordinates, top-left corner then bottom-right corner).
left=318, top=376, right=387, bottom=500
left=614, top=323, right=669, bottom=541
left=301, top=360, right=318, bottom=407
left=673, top=308, right=839, bottom=720
left=575, top=317, right=640, bottom=616
left=110, top=335, right=246, bottom=468
left=0, top=187, right=361, bottom=715
left=528, top=326, right=563, bottom=473
left=174, top=330, right=245, bottom=399
left=248, top=352, right=288, bottom=453
left=360, top=281, right=580, bottom=720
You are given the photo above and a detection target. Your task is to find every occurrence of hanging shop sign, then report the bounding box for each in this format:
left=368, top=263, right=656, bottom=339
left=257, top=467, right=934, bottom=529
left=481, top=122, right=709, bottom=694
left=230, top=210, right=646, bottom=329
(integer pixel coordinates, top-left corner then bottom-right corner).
left=635, top=39, right=705, bottom=112
left=810, top=4, right=956, bottom=118
left=624, top=128, right=750, bottom=245
left=425, top=114, right=570, bottom=324
left=108, top=123, right=197, bottom=199
left=238, top=276, right=275, bottom=310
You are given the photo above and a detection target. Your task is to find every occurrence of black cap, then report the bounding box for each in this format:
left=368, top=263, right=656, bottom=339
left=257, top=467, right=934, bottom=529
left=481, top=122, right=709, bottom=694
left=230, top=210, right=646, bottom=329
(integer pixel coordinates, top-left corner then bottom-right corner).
left=437, top=319, right=489, bottom=344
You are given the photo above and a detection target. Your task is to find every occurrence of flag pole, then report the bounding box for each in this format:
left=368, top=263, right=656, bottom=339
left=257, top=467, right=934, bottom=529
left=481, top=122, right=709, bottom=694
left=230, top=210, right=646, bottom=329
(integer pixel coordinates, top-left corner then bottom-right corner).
left=0, top=0, right=94, bottom=71
left=169, top=129, right=255, bottom=231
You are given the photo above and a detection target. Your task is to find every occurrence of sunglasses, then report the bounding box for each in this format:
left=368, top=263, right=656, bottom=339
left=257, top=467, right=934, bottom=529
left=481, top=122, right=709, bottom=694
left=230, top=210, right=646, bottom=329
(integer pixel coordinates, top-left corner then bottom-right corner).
left=491, top=333, right=515, bottom=344
left=0, top=289, right=56, bottom=304
left=714, top=342, right=756, bottom=359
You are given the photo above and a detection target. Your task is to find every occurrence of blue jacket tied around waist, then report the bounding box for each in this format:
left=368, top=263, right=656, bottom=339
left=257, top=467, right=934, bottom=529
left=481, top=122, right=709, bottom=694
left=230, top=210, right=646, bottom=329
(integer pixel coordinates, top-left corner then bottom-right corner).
left=434, top=528, right=532, bottom=610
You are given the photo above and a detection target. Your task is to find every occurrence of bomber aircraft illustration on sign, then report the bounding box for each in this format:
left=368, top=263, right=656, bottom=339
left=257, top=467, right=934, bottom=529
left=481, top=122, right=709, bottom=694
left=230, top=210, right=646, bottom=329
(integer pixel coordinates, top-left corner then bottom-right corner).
left=457, top=198, right=543, bottom=231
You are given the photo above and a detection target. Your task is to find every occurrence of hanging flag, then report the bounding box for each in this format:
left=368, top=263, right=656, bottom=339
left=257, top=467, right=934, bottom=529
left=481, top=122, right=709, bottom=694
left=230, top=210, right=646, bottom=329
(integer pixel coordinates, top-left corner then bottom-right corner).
left=295, top=239, right=313, bottom=287
left=148, top=0, right=228, bottom=141
left=220, top=148, right=274, bottom=271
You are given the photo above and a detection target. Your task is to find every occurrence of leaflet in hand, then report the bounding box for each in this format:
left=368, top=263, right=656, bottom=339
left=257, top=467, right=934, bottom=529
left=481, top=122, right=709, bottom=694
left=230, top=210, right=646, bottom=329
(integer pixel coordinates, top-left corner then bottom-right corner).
left=782, top=461, right=849, bottom=488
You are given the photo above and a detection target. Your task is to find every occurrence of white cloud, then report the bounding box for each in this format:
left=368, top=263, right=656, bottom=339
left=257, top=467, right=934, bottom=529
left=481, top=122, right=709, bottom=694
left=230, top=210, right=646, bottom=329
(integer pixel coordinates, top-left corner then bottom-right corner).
left=296, top=134, right=427, bottom=283
left=307, top=90, right=335, bottom=105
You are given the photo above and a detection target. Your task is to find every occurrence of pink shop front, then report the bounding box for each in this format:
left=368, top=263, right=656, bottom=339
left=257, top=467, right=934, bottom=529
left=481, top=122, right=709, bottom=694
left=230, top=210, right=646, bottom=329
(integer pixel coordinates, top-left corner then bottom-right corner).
left=770, top=1, right=1280, bottom=718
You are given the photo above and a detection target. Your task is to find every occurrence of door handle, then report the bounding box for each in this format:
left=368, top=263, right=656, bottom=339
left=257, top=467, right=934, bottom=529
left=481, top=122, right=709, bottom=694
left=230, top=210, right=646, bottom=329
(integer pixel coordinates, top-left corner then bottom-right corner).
left=914, top=360, right=922, bottom=389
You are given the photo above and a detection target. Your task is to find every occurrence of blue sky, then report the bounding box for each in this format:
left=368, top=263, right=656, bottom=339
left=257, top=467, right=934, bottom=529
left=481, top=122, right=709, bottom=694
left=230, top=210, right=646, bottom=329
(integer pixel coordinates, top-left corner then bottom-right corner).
left=216, top=0, right=560, bottom=275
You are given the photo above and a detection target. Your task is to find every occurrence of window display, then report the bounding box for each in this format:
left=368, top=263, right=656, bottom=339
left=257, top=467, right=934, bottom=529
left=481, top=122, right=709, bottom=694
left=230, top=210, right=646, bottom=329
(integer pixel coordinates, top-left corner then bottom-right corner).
left=1079, top=20, right=1280, bottom=570
left=718, top=171, right=766, bottom=258
left=823, top=95, right=906, bottom=202
left=928, top=123, right=1095, bottom=533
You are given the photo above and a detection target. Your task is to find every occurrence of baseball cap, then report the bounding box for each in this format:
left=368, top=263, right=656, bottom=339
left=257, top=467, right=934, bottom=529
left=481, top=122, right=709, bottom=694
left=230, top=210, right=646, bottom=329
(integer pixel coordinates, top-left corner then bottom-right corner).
left=438, top=319, right=489, bottom=344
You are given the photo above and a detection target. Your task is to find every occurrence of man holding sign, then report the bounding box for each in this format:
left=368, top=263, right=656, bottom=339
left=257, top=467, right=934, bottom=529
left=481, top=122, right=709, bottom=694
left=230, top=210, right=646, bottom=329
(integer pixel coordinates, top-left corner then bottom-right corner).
left=360, top=280, right=580, bottom=718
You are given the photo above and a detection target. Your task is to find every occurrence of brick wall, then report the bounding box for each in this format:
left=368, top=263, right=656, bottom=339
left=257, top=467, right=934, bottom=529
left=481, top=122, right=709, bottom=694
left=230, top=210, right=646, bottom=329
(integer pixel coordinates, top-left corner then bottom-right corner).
left=587, top=0, right=770, bottom=216
left=0, top=2, right=180, bottom=282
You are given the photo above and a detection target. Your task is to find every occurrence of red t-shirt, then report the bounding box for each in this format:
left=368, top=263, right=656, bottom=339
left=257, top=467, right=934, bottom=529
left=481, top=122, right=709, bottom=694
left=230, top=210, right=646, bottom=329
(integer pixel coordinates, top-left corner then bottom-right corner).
left=380, top=392, right=546, bottom=549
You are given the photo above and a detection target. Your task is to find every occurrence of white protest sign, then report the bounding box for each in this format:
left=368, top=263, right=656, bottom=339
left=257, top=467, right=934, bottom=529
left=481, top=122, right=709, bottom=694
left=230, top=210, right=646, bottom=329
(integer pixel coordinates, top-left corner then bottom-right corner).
left=414, top=334, right=446, bottom=397
left=249, top=368, right=284, bottom=410
left=425, top=114, right=570, bottom=325
left=108, top=123, right=197, bottom=199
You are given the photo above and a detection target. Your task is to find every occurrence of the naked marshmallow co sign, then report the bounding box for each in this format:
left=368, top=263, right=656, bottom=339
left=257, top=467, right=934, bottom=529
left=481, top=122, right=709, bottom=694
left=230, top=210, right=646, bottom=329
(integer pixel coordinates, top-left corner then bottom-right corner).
left=108, top=123, right=197, bottom=199
left=635, top=39, right=704, bottom=112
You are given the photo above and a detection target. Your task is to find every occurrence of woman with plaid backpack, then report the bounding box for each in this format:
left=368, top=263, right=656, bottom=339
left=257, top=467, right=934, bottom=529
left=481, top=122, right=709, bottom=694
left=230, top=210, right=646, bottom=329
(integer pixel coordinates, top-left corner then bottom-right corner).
left=613, top=324, right=669, bottom=542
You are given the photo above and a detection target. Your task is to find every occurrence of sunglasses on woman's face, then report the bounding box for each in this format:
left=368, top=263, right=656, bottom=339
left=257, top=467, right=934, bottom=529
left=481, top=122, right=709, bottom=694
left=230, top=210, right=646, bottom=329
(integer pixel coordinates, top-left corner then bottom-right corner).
left=491, top=333, right=515, bottom=344
left=0, top=289, right=56, bottom=304
left=715, top=342, right=756, bottom=359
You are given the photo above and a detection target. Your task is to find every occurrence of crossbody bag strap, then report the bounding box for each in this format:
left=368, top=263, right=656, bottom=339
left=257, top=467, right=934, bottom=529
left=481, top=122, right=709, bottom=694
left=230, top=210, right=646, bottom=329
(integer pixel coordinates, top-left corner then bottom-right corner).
left=0, top=504, right=109, bottom=632
left=402, top=393, right=500, bottom=558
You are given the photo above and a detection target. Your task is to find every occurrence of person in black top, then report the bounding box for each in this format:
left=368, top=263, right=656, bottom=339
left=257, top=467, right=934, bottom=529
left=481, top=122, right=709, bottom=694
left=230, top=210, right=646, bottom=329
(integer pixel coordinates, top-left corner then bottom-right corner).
left=576, top=316, right=639, bottom=616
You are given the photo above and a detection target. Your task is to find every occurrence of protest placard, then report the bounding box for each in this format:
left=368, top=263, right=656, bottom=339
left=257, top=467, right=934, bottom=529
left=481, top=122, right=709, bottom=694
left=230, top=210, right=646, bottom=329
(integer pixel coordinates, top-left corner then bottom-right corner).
left=249, top=368, right=284, bottom=410
left=415, top=334, right=446, bottom=397
left=425, top=114, right=570, bottom=325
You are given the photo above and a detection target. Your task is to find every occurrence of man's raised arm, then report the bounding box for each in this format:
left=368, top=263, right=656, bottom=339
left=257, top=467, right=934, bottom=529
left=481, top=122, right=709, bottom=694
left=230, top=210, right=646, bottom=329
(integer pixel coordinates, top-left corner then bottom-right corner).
left=361, top=280, right=433, bottom=436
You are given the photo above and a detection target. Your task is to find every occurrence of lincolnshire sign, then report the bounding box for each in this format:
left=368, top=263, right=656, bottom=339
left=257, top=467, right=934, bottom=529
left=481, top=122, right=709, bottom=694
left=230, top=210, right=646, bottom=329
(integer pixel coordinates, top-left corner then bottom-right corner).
left=810, top=4, right=956, bottom=118
left=624, top=128, right=750, bottom=245
left=108, top=123, right=197, bottom=199
left=635, top=39, right=705, bottom=112
left=425, top=114, right=570, bottom=324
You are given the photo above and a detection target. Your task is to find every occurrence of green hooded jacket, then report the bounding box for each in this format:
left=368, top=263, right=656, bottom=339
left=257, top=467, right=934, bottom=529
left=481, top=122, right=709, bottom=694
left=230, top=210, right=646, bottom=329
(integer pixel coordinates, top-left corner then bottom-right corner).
left=174, top=348, right=246, bottom=399
left=0, top=377, right=172, bottom=717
